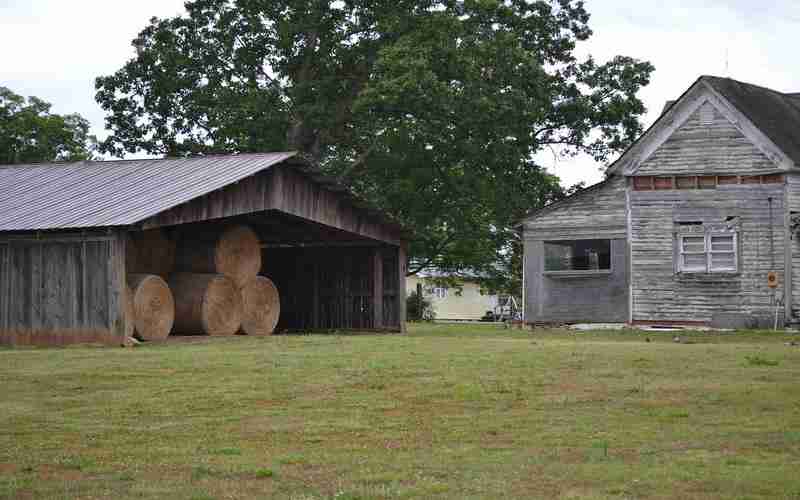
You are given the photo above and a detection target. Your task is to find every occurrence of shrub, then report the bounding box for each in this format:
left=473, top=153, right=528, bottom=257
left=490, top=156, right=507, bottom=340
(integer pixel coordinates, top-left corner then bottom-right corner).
left=406, top=290, right=435, bottom=321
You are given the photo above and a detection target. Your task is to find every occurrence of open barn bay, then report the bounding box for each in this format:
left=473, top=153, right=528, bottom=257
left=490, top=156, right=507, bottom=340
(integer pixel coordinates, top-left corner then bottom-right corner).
left=2, top=324, right=800, bottom=499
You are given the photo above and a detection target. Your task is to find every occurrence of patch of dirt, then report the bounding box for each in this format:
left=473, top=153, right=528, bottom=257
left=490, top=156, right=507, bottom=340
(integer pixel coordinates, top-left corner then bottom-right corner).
left=36, top=465, right=83, bottom=481
left=0, top=462, right=16, bottom=474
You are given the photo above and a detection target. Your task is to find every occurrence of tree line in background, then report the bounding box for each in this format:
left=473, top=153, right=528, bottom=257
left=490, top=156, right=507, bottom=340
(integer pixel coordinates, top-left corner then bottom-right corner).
left=0, top=87, right=95, bottom=164
left=1, top=0, right=654, bottom=296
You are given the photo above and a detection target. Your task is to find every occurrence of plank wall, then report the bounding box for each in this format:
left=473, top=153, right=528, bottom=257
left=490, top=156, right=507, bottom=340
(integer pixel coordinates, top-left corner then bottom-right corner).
left=786, top=172, right=800, bottom=317
left=0, top=231, right=127, bottom=345
left=141, top=164, right=404, bottom=246
left=522, top=175, right=628, bottom=323
left=629, top=184, right=785, bottom=324
left=635, top=103, right=777, bottom=176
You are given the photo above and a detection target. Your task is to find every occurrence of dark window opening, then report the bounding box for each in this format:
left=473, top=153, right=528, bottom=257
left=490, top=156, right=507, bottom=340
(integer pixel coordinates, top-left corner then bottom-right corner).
left=544, top=239, right=611, bottom=272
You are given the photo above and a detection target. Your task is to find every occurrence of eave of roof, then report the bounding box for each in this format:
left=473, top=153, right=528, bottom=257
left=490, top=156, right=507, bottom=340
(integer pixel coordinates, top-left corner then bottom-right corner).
left=514, top=177, right=612, bottom=228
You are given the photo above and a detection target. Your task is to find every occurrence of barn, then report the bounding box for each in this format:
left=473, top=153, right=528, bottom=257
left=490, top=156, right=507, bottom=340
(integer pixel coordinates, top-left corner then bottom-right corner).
left=0, top=152, right=407, bottom=346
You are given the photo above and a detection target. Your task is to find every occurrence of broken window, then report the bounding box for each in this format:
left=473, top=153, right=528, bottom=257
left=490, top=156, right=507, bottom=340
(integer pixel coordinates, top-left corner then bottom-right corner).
left=544, top=239, right=611, bottom=272
left=678, top=233, right=737, bottom=273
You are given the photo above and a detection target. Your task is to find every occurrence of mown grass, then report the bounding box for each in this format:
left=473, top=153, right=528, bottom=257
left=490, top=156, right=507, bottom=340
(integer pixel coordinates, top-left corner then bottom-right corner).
left=1, top=323, right=800, bottom=499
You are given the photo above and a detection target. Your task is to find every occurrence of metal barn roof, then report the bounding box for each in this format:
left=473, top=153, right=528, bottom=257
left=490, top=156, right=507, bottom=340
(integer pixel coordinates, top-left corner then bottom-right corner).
left=0, top=152, right=296, bottom=231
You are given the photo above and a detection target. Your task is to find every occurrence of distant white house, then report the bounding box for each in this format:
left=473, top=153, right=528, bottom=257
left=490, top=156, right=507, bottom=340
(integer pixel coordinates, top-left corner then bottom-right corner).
left=406, top=274, right=499, bottom=321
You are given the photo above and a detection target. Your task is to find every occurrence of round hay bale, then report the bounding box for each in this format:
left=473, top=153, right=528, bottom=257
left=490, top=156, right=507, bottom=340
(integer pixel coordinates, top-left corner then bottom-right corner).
left=126, top=229, right=175, bottom=277
left=240, top=276, right=281, bottom=335
left=175, top=225, right=261, bottom=288
left=128, top=274, right=175, bottom=340
left=169, top=273, right=242, bottom=335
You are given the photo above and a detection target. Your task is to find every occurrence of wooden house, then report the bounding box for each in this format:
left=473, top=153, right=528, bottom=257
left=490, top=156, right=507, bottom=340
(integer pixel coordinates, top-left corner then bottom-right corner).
left=520, top=76, right=800, bottom=328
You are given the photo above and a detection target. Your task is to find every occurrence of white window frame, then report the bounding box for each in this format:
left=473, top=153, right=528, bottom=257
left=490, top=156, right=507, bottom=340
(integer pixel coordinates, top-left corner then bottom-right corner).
left=708, top=233, right=737, bottom=272
left=425, top=286, right=448, bottom=299
left=678, top=232, right=737, bottom=273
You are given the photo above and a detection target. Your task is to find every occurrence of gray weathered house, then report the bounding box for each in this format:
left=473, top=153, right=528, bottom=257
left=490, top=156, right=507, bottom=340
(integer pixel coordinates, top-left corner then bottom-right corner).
left=521, top=76, right=800, bottom=328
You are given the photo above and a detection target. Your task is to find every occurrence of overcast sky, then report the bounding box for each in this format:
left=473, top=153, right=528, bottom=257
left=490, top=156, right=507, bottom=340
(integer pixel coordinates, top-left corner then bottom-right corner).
left=2, top=0, right=799, bottom=186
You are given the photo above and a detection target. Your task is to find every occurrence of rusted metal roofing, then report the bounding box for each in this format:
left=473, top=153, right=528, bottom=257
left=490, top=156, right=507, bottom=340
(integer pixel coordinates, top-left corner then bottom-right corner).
left=0, top=152, right=296, bottom=231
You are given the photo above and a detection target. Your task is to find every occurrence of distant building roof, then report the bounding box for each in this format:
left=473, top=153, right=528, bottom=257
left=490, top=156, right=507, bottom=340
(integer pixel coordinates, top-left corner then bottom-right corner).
left=0, top=152, right=296, bottom=231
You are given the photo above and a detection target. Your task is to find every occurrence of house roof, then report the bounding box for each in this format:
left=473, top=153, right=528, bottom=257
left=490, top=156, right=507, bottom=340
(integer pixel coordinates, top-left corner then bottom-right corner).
left=702, top=76, right=800, bottom=166
left=0, top=152, right=297, bottom=231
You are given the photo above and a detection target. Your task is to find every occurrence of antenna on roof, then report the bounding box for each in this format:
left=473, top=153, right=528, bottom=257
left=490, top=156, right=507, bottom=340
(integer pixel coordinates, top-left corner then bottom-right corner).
left=724, top=48, right=730, bottom=77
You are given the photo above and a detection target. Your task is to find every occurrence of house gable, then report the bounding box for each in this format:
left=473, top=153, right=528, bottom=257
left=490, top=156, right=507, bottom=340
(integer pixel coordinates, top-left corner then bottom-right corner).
left=633, top=100, right=777, bottom=176
left=612, top=78, right=795, bottom=177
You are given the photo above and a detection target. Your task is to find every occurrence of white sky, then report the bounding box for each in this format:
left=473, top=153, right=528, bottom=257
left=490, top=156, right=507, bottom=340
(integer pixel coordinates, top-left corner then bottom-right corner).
left=2, top=0, right=800, bottom=187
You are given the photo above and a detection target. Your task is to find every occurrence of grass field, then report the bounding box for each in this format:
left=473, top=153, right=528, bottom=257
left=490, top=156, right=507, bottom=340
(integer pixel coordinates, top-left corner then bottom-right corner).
left=2, top=324, right=800, bottom=499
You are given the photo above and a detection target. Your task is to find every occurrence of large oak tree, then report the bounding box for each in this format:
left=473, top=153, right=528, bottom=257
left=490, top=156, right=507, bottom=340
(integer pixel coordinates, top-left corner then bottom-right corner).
left=95, top=0, right=653, bottom=291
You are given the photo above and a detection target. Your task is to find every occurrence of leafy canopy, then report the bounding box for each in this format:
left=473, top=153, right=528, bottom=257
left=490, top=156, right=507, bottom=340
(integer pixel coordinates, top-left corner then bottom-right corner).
left=95, top=0, right=653, bottom=288
left=0, top=87, right=94, bottom=164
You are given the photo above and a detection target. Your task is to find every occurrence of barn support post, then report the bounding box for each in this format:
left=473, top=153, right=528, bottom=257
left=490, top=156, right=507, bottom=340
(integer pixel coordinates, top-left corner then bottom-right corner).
left=397, top=244, right=407, bottom=332
left=372, top=247, right=383, bottom=329
left=110, top=229, right=129, bottom=343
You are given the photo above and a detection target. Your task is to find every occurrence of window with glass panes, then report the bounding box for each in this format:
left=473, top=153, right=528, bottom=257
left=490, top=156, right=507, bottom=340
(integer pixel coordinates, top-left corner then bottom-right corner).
left=678, top=233, right=737, bottom=273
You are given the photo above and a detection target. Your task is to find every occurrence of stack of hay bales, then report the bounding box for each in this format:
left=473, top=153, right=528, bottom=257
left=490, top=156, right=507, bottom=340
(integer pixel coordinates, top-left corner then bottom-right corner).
left=125, top=225, right=280, bottom=338
left=125, top=229, right=176, bottom=341
left=172, top=225, right=280, bottom=336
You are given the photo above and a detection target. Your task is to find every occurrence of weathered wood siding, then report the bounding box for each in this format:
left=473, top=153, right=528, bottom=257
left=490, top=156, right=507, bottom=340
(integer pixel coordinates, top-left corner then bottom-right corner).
left=635, top=103, right=777, bottom=176
left=523, top=175, right=627, bottom=237
left=522, top=176, right=628, bottom=323
left=142, top=165, right=403, bottom=246
left=0, top=231, right=127, bottom=345
left=629, top=183, right=785, bottom=324
left=524, top=238, right=629, bottom=323
left=262, top=245, right=403, bottom=331
left=786, top=173, right=800, bottom=317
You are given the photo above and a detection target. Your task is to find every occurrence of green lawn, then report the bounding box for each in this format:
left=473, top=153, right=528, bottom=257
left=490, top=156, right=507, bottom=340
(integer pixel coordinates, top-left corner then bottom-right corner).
left=2, top=324, right=800, bottom=499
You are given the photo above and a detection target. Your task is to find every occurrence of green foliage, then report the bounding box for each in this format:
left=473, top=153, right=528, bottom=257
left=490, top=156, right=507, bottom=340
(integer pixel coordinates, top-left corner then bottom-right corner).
left=95, top=0, right=654, bottom=287
left=0, top=87, right=95, bottom=164
left=406, top=289, right=435, bottom=321
left=254, top=468, right=274, bottom=479
left=745, top=355, right=779, bottom=367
